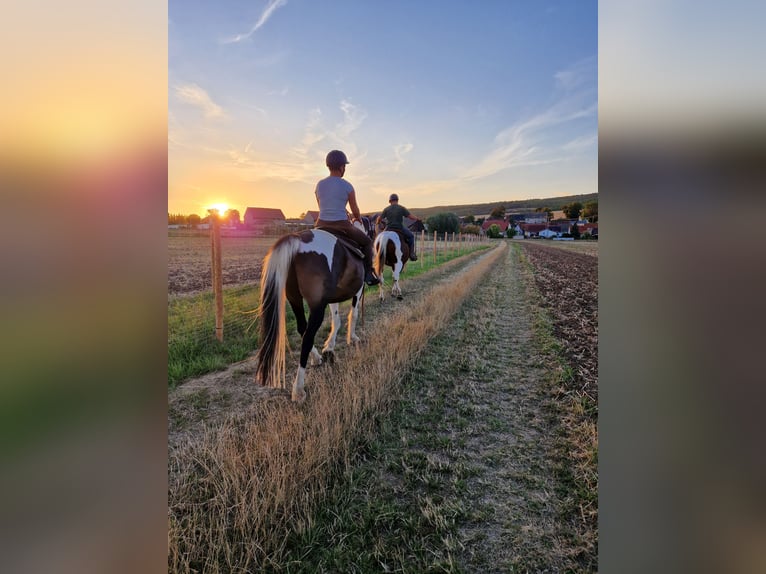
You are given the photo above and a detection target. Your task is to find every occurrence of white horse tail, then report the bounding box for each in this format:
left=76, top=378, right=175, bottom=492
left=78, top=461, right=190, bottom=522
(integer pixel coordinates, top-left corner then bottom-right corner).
left=373, top=234, right=388, bottom=282
left=256, top=235, right=301, bottom=389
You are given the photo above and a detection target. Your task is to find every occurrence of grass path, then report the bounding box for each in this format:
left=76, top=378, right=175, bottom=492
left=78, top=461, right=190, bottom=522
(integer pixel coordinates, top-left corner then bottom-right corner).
left=282, top=244, right=585, bottom=572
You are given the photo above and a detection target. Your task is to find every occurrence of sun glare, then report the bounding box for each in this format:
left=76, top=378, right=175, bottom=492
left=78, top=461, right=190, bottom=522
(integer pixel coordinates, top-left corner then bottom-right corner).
left=208, top=202, right=229, bottom=214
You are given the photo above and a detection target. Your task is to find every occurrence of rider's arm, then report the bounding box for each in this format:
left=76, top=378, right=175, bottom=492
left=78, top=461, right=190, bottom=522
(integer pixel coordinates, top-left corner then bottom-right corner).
left=347, top=189, right=362, bottom=222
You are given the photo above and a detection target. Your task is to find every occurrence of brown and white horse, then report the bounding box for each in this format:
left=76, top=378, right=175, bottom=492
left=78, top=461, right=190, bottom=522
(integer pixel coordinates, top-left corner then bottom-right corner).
left=255, top=225, right=366, bottom=402
left=373, top=227, right=410, bottom=301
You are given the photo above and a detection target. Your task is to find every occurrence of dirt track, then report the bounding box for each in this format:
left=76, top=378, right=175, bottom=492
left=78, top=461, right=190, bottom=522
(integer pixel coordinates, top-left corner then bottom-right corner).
left=168, top=240, right=598, bottom=571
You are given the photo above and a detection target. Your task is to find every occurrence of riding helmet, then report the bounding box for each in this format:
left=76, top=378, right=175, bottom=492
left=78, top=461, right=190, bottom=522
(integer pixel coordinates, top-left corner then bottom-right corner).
left=326, top=150, right=349, bottom=169
left=389, top=193, right=399, bottom=202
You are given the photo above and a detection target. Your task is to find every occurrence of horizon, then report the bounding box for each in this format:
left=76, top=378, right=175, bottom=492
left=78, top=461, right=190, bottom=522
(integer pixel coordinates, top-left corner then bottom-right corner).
left=169, top=1, right=597, bottom=219
left=168, top=191, right=598, bottom=220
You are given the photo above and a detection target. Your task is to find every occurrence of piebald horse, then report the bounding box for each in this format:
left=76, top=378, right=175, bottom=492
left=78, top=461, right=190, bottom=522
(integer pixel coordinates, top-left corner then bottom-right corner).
left=372, top=225, right=410, bottom=301
left=255, top=224, right=366, bottom=402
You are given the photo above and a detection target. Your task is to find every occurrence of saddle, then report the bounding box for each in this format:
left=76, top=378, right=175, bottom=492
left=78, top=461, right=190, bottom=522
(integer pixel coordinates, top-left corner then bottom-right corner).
left=382, top=227, right=409, bottom=249
left=315, top=227, right=365, bottom=259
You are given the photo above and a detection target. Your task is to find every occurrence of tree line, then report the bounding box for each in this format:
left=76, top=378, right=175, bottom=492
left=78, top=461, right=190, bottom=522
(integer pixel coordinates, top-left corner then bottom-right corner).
left=168, top=209, right=241, bottom=226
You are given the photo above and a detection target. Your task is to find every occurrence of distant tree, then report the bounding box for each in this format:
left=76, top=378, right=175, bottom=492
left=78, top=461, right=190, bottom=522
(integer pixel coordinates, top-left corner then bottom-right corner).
left=168, top=213, right=187, bottom=225
left=571, top=222, right=581, bottom=239
left=187, top=213, right=201, bottom=226
left=224, top=209, right=241, bottom=226
left=425, top=212, right=460, bottom=235
left=462, top=224, right=481, bottom=235
left=490, top=205, right=506, bottom=219
left=487, top=224, right=501, bottom=238
left=506, top=226, right=517, bottom=238
left=582, top=200, right=598, bottom=223
left=463, top=214, right=475, bottom=224
left=562, top=202, right=583, bottom=219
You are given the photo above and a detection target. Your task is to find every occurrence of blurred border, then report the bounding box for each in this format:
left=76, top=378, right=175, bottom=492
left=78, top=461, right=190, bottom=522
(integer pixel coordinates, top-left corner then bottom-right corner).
left=0, top=1, right=167, bottom=573
left=600, top=1, right=766, bottom=572
left=2, top=1, right=765, bottom=572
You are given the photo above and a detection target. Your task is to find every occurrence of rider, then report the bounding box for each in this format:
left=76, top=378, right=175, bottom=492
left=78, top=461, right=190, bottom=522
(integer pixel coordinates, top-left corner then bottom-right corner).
left=376, top=193, right=421, bottom=261
left=314, top=150, right=380, bottom=286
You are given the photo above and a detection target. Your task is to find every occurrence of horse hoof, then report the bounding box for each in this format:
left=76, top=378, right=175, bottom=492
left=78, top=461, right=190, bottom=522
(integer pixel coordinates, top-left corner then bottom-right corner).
left=397, top=295, right=404, bottom=300
left=321, top=350, right=336, bottom=364
left=292, top=389, right=306, bottom=403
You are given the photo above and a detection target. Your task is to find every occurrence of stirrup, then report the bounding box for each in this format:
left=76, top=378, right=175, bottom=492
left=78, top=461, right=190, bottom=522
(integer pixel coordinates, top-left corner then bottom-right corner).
left=365, top=272, right=380, bottom=286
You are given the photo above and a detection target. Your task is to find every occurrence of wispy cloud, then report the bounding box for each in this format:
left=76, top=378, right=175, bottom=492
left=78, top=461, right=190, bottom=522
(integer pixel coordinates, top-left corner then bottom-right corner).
left=465, top=57, right=597, bottom=180
left=554, top=55, right=597, bottom=92
left=174, top=83, right=224, bottom=118
left=562, top=133, right=597, bottom=151
left=393, top=143, right=414, bottom=172
left=335, top=100, right=367, bottom=141
left=300, top=108, right=326, bottom=150
left=290, top=99, right=368, bottom=164
left=267, top=86, right=289, bottom=96
left=221, top=0, right=288, bottom=44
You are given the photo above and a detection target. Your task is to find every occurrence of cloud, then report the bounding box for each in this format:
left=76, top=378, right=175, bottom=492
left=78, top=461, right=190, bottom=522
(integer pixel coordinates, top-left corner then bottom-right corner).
left=562, top=134, right=597, bottom=151
left=554, top=55, right=597, bottom=92
left=174, top=83, right=224, bottom=118
left=300, top=108, right=325, bottom=149
left=267, top=86, right=289, bottom=96
left=393, top=142, right=414, bottom=172
left=290, top=99, right=368, bottom=165
left=335, top=100, right=367, bottom=141
left=222, top=0, right=288, bottom=44
left=465, top=57, right=597, bottom=180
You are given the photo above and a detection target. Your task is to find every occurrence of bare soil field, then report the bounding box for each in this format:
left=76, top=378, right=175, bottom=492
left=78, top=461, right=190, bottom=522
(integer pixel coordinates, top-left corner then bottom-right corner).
left=515, top=237, right=599, bottom=257
left=168, top=232, right=273, bottom=295
left=519, top=241, right=598, bottom=399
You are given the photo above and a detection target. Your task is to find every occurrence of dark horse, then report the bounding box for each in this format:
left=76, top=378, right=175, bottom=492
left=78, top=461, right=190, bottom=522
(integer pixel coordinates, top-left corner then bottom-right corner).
left=256, top=226, right=365, bottom=402
left=372, top=225, right=411, bottom=301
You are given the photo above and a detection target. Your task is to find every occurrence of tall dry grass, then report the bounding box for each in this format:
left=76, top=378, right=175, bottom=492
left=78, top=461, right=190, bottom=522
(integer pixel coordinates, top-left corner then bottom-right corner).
left=168, top=244, right=506, bottom=573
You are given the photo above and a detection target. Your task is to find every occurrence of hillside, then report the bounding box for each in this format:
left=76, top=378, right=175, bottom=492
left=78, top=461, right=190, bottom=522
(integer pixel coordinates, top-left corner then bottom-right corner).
left=399, top=192, right=597, bottom=219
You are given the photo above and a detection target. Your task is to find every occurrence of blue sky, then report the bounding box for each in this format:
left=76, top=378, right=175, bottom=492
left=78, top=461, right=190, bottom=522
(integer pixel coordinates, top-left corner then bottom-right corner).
left=169, top=0, right=597, bottom=218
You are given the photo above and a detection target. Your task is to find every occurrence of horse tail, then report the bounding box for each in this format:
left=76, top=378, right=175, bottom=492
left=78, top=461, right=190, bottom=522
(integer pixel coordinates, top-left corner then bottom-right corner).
left=256, top=235, right=301, bottom=388
left=373, top=234, right=387, bottom=280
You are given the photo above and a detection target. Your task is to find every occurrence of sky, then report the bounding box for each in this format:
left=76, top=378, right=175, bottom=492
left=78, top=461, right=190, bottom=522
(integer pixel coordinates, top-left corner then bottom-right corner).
left=169, top=0, right=597, bottom=219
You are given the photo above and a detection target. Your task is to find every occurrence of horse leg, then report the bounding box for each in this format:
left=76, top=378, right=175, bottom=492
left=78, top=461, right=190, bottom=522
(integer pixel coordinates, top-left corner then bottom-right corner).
left=322, top=303, right=341, bottom=355
left=288, top=293, right=322, bottom=366
left=346, top=287, right=364, bottom=345
left=294, top=304, right=325, bottom=402
left=392, top=262, right=403, bottom=298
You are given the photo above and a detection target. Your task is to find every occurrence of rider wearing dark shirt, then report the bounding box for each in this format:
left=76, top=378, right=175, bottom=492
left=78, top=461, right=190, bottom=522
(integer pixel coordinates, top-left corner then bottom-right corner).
left=377, top=194, right=420, bottom=261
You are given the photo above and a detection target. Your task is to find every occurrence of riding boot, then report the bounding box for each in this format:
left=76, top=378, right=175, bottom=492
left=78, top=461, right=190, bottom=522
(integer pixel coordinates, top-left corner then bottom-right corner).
left=363, top=245, right=380, bottom=285
left=409, top=241, right=418, bottom=261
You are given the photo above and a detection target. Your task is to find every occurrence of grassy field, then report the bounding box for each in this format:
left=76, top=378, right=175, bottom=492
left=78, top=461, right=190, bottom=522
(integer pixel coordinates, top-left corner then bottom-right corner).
left=168, top=234, right=492, bottom=386
left=168, top=240, right=598, bottom=572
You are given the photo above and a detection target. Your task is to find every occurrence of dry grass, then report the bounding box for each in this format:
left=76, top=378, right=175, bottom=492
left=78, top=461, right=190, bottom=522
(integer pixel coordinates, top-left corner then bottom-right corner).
left=168, top=245, right=506, bottom=572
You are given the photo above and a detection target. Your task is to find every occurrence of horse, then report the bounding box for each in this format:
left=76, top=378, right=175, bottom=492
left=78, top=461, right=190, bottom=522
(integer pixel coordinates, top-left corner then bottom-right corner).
left=373, top=225, right=410, bottom=301
left=255, top=224, right=367, bottom=402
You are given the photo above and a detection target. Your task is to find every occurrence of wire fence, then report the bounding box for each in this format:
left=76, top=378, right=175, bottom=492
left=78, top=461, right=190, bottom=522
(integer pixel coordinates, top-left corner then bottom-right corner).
left=168, top=226, right=491, bottom=385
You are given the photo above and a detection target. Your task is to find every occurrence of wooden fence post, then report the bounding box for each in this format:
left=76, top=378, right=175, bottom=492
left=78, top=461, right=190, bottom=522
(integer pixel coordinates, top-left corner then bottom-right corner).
left=210, top=211, right=224, bottom=342
left=420, top=229, right=425, bottom=267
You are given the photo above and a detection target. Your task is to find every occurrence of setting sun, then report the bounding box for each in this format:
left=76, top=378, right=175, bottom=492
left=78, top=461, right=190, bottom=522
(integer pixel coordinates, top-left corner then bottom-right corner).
left=208, top=202, right=229, bottom=214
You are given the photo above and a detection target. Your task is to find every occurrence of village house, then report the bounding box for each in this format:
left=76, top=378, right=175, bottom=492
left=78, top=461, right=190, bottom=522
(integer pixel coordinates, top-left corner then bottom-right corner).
left=303, top=210, right=319, bottom=226
left=481, top=219, right=511, bottom=236
left=243, top=207, right=286, bottom=230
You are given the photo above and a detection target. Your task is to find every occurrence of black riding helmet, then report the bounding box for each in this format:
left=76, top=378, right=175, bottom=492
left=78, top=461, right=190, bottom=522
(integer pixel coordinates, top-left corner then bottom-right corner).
left=326, top=150, right=349, bottom=170
left=389, top=193, right=399, bottom=202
